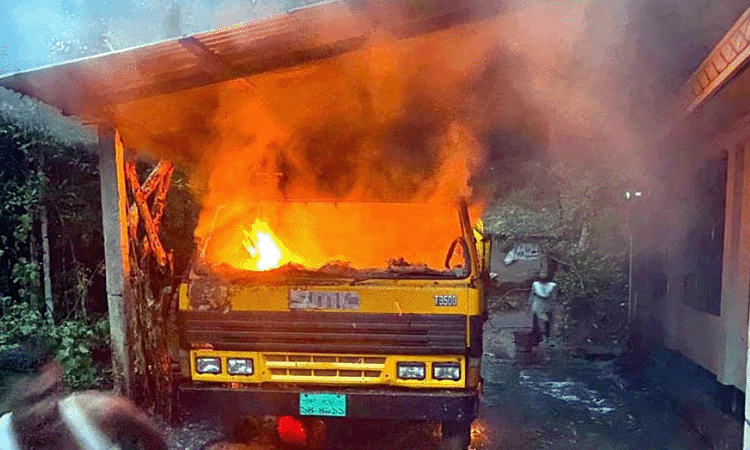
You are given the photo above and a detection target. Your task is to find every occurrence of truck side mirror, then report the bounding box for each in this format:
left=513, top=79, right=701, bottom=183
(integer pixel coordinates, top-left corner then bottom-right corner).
left=444, top=237, right=470, bottom=274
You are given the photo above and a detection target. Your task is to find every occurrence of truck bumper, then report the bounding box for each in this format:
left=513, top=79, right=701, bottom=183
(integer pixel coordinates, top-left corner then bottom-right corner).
left=179, top=384, right=478, bottom=422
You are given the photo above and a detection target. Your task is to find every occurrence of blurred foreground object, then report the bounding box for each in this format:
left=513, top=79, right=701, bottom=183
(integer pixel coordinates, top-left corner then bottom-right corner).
left=1, top=362, right=167, bottom=450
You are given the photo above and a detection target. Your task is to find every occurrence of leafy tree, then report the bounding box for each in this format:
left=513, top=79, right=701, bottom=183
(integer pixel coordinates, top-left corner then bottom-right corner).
left=485, top=156, right=634, bottom=348
left=0, top=302, right=109, bottom=389
left=0, top=122, right=50, bottom=309
left=0, top=116, right=108, bottom=387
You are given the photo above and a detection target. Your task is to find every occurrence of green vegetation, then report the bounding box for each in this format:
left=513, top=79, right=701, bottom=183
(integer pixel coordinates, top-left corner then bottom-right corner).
left=0, top=116, right=109, bottom=388
left=0, top=302, right=109, bottom=389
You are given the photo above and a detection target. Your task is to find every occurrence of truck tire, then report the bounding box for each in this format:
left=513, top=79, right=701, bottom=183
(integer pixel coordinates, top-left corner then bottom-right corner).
left=169, top=361, right=185, bottom=425
left=440, top=421, right=472, bottom=450
left=222, top=415, right=263, bottom=443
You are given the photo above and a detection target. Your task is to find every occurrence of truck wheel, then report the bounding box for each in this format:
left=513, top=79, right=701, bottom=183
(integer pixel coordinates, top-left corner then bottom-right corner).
left=223, top=415, right=262, bottom=443
left=440, top=421, right=472, bottom=450
left=169, top=360, right=186, bottom=425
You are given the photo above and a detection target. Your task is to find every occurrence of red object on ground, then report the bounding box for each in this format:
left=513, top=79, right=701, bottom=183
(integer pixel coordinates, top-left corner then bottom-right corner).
left=277, top=415, right=307, bottom=447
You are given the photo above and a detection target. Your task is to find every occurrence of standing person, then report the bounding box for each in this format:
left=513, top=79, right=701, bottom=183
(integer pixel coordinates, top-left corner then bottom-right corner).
left=529, top=275, right=558, bottom=345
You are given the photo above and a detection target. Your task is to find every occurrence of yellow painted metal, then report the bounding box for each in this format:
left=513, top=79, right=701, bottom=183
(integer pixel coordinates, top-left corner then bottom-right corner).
left=474, top=218, right=491, bottom=275
left=180, top=279, right=481, bottom=315
left=191, top=350, right=465, bottom=388
left=179, top=283, right=189, bottom=310
left=179, top=265, right=484, bottom=350
left=182, top=280, right=481, bottom=364
left=212, top=281, right=481, bottom=315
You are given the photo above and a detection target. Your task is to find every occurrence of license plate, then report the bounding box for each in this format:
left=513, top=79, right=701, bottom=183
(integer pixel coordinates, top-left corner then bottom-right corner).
left=299, top=393, right=347, bottom=417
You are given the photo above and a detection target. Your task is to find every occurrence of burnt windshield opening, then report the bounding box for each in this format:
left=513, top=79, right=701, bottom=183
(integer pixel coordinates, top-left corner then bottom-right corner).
left=195, top=202, right=475, bottom=281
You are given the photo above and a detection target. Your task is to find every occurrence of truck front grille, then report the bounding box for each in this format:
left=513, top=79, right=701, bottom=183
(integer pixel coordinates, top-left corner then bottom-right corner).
left=263, top=353, right=386, bottom=382
left=181, top=310, right=467, bottom=354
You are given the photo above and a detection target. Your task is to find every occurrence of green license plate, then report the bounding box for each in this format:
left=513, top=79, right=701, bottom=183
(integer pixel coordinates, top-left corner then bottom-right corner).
left=299, top=393, right=347, bottom=417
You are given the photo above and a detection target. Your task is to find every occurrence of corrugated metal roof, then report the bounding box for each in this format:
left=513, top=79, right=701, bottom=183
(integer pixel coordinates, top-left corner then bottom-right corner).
left=0, top=0, right=498, bottom=122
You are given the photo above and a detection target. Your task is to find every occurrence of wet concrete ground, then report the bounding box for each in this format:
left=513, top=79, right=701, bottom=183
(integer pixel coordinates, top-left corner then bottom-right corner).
left=167, top=350, right=742, bottom=450
left=476, top=354, right=741, bottom=450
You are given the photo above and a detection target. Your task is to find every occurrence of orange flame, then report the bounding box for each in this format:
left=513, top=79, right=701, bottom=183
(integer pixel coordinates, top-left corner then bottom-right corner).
left=239, top=219, right=303, bottom=271
left=116, top=18, right=500, bottom=274
left=198, top=202, right=473, bottom=272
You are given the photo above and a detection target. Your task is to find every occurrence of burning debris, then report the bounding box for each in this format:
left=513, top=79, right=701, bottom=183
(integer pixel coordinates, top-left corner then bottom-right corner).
left=317, top=260, right=358, bottom=277
left=386, top=257, right=429, bottom=272
left=192, top=200, right=476, bottom=278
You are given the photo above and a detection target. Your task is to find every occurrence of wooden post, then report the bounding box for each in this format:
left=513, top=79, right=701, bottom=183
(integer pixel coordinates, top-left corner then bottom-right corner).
left=123, top=157, right=175, bottom=416
left=98, top=127, right=132, bottom=397
left=41, top=205, right=53, bottom=324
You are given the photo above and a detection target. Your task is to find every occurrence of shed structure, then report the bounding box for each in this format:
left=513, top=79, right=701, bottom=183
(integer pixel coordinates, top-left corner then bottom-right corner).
left=0, top=0, right=501, bottom=395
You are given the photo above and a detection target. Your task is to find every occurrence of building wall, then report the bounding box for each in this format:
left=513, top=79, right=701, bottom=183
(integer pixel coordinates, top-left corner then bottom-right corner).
left=650, top=139, right=750, bottom=391
left=720, top=144, right=750, bottom=389
left=660, top=201, right=725, bottom=380
left=636, top=139, right=750, bottom=389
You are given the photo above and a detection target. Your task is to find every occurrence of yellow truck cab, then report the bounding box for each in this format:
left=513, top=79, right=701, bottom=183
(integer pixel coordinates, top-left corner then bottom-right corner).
left=177, top=199, right=487, bottom=449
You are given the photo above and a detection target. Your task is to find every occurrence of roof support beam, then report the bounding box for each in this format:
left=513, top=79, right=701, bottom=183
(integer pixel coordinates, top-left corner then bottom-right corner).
left=0, top=0, right=502, bottom=117
left=109, top=36, right=370, bottom=104
left=178, top=36, right=235, bottom=81
left=679, top=7, right=750, bottom=117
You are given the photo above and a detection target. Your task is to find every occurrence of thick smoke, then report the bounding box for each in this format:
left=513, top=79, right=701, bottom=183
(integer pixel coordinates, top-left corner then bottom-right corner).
left=4, top=0, right=749, bottom=269
left=114, top=14, right=530, bottom=198
left=110, top=5, right=540, bottom=268
left=106, top=0, right=683, bottom=269
left=114, top=0, right=651, bottom=202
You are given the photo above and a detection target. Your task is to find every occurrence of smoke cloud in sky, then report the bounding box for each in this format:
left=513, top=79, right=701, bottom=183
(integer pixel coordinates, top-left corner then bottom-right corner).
left=2, top=0, right=750, bottom=230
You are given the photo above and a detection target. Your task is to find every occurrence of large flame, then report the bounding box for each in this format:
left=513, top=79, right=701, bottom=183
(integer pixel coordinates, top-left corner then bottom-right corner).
left=199, top=201, right=472, bottom=272
left=111, top=2, right=653, bottom=277
left=116, top=16, right=509, bottom=273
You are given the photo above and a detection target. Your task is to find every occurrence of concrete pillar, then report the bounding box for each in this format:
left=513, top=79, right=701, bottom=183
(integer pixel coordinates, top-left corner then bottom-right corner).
left=730, top=143, right=750, bottom=450
left=721, top=146, right=743, bottom=391
left=98, top=127, right=132, bottom=397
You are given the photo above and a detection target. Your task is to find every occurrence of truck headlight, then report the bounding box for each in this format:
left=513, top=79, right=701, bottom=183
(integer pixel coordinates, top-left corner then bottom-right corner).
left=195, top=357, right=221, bottom=374
left=397, top=362, right=426, bottom=380
left=432, top=363, right=461, bottom=381
left=227, top=358, right=254, bottom=375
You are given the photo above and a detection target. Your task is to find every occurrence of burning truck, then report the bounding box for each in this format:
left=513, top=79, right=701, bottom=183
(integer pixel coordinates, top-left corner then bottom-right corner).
left=176, top=198, right=488, bottom=449
left=0, top=0, right=544, bottom=445
left=119, top=5, right=511, bottom=447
